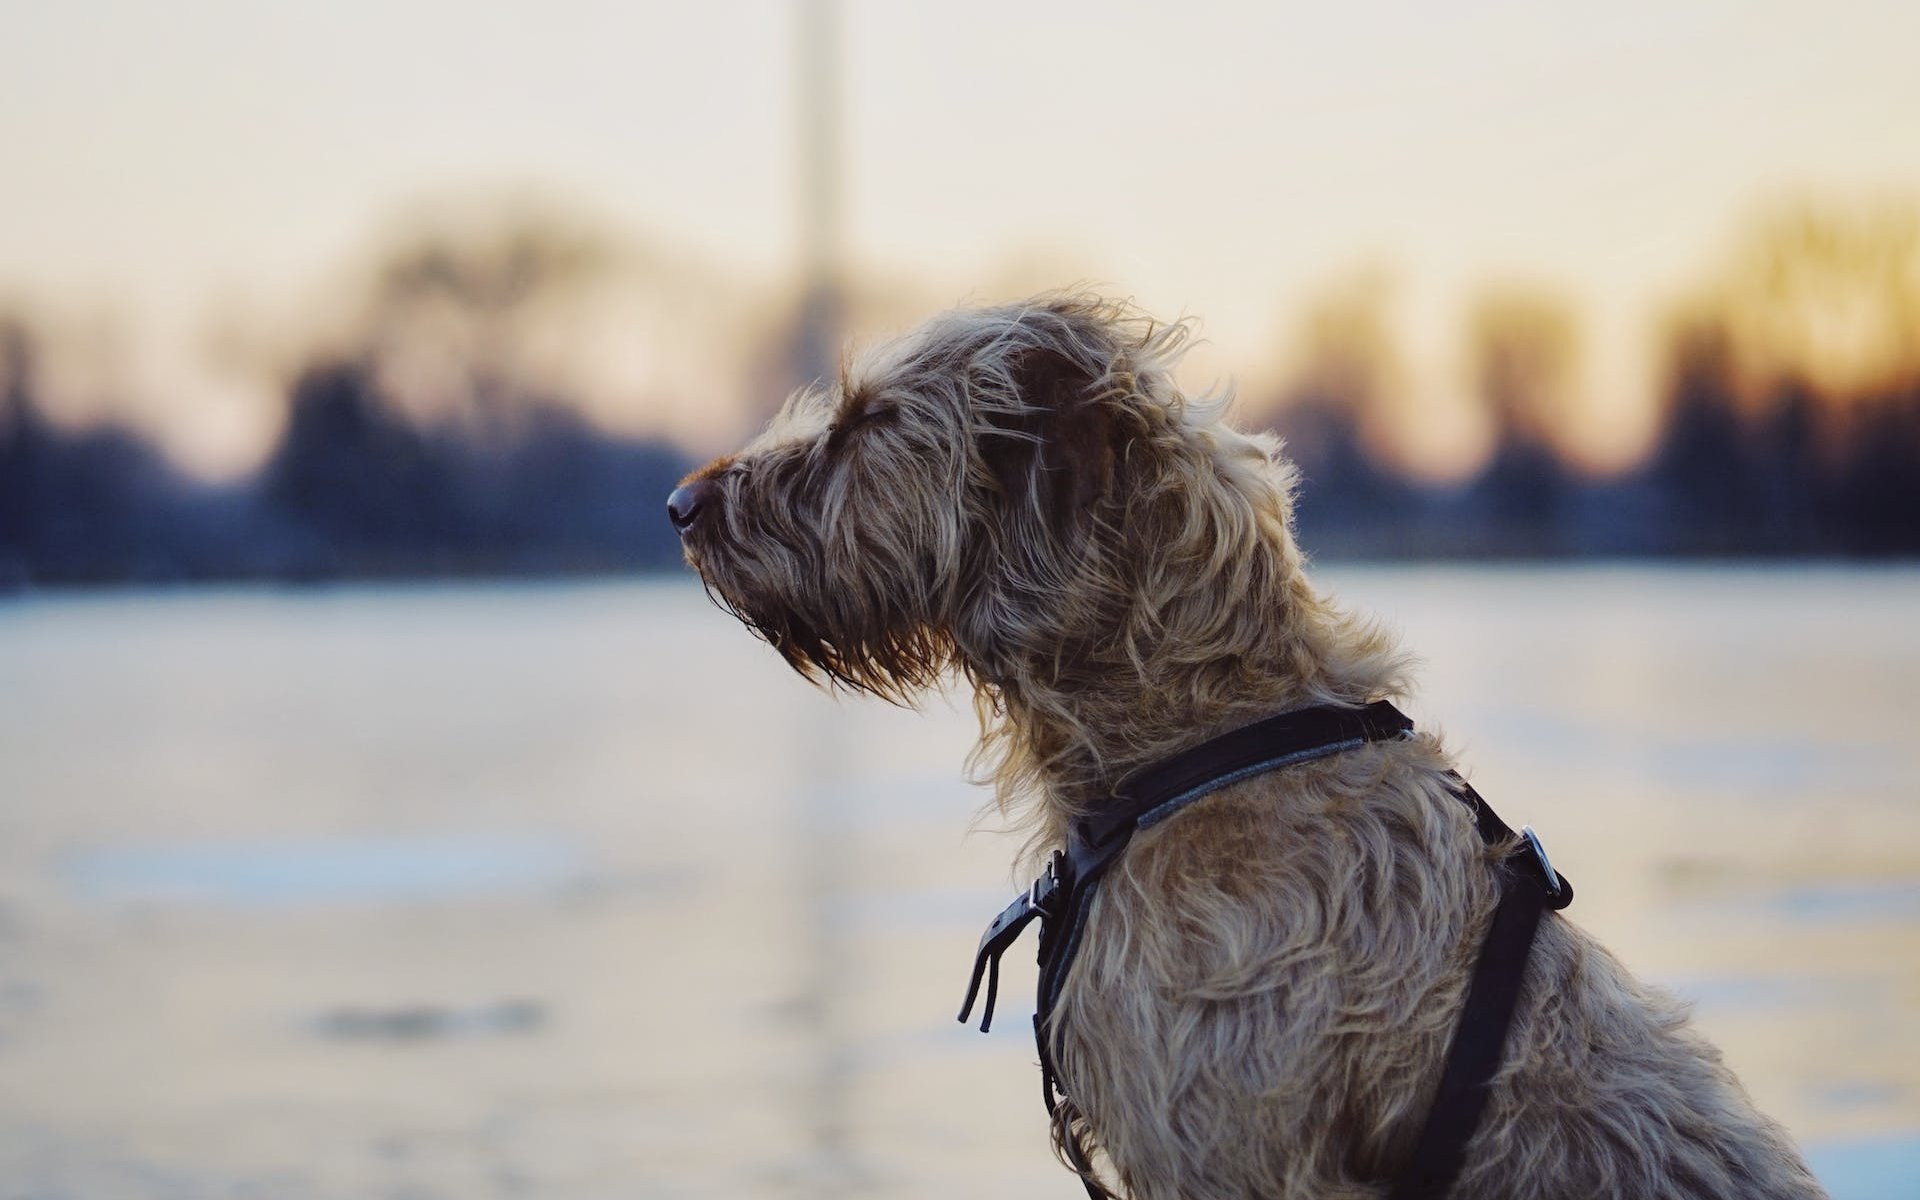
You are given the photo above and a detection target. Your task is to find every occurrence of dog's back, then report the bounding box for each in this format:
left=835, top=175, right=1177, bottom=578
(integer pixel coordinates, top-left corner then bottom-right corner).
left=1055, top=733, right=1827, bottom=1200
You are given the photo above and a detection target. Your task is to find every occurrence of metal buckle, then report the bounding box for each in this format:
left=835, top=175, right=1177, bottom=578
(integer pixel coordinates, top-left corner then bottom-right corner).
left=1032, top=850, right=1066, bottom=911
left=1520, top=825, right=1561, bottom=900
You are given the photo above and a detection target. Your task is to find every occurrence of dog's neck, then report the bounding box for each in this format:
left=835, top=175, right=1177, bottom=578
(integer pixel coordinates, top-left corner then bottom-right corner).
left=966, top=576, right=1410, bottom=849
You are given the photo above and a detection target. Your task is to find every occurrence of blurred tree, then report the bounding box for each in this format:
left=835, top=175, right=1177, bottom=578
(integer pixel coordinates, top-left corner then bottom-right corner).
left=1715, top=202, right=1920, bottom=407
left=1829, top=381, right=1920, bottom=554
left=1645, top=319, right=1763, bottom=553
left=360, top=216, right=616, bottom=442
left=1258, top=272, right=1419, bottom=553
left=1645, top=201, right=1920, bottom=555
left=0, top=318, right=45, bottom=577
left=0, top=313, right=223, bottom=582
left=1465, top=287, right=1582, bottom=552
left=261, top=361, right=454, bottom=570
left=259, top=214, right=695, bottom=577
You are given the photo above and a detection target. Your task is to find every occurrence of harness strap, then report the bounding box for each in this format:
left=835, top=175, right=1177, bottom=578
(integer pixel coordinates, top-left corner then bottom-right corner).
left=1388, top=777, right=1570, bottom=1200
left=1087, top=699, right=1417, bottom=850
left=956, top=701, right=1573, bottom=1200
left=960, top=702, right=1414, bottom=1033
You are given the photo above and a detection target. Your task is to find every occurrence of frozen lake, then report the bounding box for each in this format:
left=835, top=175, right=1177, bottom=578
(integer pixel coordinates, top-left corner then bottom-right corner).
left=1, top=567, right=1915, bottom=1198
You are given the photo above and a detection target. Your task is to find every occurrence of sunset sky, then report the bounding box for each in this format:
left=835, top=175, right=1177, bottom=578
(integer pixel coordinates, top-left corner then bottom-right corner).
left=3, top=0, right=1917, bottom=478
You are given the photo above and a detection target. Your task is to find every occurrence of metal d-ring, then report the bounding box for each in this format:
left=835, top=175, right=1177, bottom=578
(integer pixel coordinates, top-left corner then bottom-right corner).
left=1520, top=825, right=1561, bottom=899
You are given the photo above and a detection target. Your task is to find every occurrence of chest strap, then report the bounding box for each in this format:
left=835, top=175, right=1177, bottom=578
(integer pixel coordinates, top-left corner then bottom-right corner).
left=956, top=700, right=1573, bottom=1200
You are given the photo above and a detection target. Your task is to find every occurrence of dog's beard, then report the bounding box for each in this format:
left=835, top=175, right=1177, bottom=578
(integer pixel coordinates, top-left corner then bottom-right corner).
left=698, top=563, right=953, bottom=703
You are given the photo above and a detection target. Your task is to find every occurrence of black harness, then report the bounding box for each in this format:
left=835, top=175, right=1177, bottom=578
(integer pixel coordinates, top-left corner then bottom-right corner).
left=957, top=700, right=1573, bottom=1200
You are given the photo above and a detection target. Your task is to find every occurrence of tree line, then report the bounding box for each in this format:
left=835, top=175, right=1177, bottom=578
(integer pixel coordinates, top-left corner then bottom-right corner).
left=3, top=204, right=1916, bottom=586
left=1263, top=204, right=1920, bottom=557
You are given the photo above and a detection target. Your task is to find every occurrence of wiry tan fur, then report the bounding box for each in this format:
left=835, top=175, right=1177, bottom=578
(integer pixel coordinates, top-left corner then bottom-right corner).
left=675, top=294, right=1827, bottom=1199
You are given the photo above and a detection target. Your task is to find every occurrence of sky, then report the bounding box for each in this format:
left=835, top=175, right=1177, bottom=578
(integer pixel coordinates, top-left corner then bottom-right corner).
left=3, top=0, right=1918, bottom=478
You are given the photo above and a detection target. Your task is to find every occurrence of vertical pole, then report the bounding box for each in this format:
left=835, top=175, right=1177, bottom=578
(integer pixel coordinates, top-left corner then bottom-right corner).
left=792, top=7, right=858, bottom=1195
left=794, top=0, right=843, bottom=389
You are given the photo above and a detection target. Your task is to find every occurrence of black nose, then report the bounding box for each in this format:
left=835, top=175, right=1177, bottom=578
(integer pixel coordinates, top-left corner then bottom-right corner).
left=667, top=479, right=716, bottom=533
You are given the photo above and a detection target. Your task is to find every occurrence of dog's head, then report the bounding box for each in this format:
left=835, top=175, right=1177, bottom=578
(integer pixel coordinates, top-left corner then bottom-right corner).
left=670, top=293, right=1304, bottom=702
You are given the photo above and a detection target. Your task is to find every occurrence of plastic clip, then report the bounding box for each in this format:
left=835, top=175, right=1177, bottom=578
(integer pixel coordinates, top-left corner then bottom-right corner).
left=957, top=855, right=1064, bottom=1032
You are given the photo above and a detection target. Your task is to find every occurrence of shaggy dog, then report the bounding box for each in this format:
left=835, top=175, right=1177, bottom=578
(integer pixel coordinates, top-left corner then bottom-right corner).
left=669, top=295, right=1826, bottom=1199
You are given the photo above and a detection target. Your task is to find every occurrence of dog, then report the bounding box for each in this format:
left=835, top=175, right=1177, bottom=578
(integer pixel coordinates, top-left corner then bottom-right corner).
left=669, top=294, right=1827, bottom=1199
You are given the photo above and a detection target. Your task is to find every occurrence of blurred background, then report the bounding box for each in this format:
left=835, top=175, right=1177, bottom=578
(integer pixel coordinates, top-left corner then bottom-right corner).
left=1, top=1, right=1916, bottom=1197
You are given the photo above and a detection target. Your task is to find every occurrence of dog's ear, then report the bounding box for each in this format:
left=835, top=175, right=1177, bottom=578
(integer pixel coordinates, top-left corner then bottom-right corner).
left=980, top=345, right=1117, bottom=527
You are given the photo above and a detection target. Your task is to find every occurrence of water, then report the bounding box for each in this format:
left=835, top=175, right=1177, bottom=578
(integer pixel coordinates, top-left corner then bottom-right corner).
left=60, top=837, right=587, bottom=907
left=0, top=569, right=1915, bottom=1198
